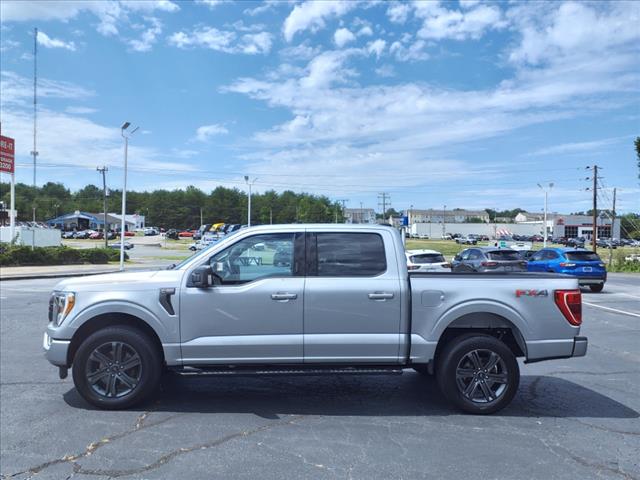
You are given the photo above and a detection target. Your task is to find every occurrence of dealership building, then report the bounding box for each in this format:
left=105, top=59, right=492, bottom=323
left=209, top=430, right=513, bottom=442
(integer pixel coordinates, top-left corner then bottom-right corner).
left=46, top=211, right=137, bottom=232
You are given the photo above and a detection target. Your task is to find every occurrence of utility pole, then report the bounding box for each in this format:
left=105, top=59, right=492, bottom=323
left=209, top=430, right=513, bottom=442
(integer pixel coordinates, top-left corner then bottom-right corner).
left=592, top=165, right=598, bottom=252
left=337, top=199, right=347, bottom=224
left=269, top=208, right=273, bottom=225
left=199, top=206, right=203, bottom=227
left=378, top=192, right=390, bottom=225
left=244, top=176, right=257, bottom=227
left=609, top=187, right=616, bottom=268
left=97, top=166, right=108, bottom=248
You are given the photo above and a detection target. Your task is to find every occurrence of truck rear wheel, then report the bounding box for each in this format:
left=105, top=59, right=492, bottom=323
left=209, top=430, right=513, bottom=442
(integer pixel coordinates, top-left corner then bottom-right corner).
left=72, top=326, right=162, bottom=410
left=436, top=334, right=519, bottom=414
left=589, top=284, right=604, bottom=293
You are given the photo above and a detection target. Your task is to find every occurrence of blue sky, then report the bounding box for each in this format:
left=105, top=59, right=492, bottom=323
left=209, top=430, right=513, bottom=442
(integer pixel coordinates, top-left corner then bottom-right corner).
left=1, top=0, right=639, bottom=214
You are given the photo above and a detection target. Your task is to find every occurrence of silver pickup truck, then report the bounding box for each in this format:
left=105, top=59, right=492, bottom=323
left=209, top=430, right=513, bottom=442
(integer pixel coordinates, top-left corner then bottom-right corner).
left=44, top=224, right=587, bottom=414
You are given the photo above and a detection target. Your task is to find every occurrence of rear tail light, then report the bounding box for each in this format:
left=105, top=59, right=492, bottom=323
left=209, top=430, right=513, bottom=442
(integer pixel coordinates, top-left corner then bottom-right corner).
left=481, top=261, right=498, bottom=267
left=555, top=289, right=582, bottom=326
left=559, top=262, right=576, bottom=267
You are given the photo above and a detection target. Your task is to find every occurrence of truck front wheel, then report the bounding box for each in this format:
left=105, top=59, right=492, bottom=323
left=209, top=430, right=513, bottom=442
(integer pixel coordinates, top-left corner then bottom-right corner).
left=436, top=334, right=519, bottom=414
left=72, top=326, right=162, bottom=409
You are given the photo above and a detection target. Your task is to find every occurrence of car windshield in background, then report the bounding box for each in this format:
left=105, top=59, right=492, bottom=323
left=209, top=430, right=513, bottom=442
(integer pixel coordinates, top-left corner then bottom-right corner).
left=487, top=250, right=520, bottom=260
left=410, top=254, right=445, bottom=264
left=565, top=251, right=601, bottom=261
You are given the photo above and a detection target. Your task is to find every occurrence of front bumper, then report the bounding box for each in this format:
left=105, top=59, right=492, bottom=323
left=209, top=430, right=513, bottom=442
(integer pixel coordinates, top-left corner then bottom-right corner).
left=43, top=331, right=70, bottom=367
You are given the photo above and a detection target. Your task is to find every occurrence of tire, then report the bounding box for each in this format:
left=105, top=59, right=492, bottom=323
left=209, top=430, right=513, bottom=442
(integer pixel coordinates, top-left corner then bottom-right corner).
left=436, top=334, right=519, bottom=414
left=72, top=326, right=162, bottom=410
left=589, top=284, right=604, bottom=293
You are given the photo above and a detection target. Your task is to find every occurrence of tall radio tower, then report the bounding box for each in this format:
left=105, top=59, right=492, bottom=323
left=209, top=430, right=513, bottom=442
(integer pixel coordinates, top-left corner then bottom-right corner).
left=31, top=27, right=39, bottom=224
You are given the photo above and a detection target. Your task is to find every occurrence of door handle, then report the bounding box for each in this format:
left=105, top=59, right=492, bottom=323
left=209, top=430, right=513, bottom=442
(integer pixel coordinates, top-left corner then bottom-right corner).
left=368, top=292, right=394, bottom=300
left=271, top=293, right=298, bottom=301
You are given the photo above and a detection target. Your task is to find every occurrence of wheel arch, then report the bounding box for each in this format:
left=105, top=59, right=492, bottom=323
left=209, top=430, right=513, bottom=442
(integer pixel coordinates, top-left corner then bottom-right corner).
left=67, top=313, right=165, bottom=367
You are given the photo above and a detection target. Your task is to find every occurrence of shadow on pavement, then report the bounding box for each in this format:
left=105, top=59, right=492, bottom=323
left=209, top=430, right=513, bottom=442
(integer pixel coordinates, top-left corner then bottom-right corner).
left=63, top=373, right=639, bottom=419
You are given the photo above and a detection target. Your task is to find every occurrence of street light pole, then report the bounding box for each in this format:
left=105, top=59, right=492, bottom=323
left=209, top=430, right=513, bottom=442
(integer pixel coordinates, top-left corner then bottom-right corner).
left=244, top=176, right=257, bottom=227
left=537, top=182, right=554, bottom=248
left=120, top=122, right=138, bottom=271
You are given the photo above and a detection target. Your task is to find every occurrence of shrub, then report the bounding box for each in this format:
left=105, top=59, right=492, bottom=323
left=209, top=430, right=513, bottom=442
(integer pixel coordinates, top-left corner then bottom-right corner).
left=0, top=244, right=128, bottom=266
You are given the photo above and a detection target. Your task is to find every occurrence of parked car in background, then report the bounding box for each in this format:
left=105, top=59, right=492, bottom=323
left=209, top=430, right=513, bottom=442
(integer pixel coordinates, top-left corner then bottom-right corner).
left=564, top=237, right=585, bottom=248
left=165, top=229, right=179, bottom=240
left=455, top=235, right=478, bottom=245
left=405, top=249, right=451, bottom=272
left=73, top=230, right=92, bottom=239
left=61, top=231, right=75, bottom=239
left=109, top=241, right=134, bottom=250
left=518, top=250, right=538, bottom=261
left=526, top=248, right=606, bottom=292
left=178, top=230, right=195, bottom=238
left=144, top=227, right=159, bottom=236
left=452, top=247, right=527, bottom=273
left=89, top=231, right=104, bottom=240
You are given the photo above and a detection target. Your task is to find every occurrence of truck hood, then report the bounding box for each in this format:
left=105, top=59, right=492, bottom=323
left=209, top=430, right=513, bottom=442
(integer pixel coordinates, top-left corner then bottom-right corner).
left=53, top=268, right=183, bottom=292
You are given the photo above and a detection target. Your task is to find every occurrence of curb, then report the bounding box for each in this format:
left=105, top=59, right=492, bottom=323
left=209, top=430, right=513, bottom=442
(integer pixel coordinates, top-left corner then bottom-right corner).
left=0, top=264, right=166, bottom=282
left=0, top=269, right=119, bottom=282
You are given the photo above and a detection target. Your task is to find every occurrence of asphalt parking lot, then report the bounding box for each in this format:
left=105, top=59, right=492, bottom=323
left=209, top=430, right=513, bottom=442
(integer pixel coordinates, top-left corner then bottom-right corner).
left=1, top=274, right=639, bottom=480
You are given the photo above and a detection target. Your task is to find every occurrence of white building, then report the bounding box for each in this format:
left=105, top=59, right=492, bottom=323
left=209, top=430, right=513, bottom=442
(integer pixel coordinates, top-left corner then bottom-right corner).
left=109, top=213, right=145, bottom=230
left=407, top=208, right=490, bottom=224
left=344, top=208, right=376, bottom=224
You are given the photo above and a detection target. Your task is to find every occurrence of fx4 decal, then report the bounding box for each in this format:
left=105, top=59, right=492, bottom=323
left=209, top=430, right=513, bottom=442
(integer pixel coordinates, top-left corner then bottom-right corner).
left=515, top=289, right=549, bottom=298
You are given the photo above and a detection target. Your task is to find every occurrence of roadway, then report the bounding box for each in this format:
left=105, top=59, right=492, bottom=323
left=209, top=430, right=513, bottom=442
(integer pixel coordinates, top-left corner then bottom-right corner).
left=1, top=274, right=638, bottom=479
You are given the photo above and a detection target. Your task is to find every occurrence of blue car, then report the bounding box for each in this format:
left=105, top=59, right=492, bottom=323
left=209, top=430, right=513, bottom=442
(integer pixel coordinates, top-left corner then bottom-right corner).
left=527, top=248, right=607, bottom=292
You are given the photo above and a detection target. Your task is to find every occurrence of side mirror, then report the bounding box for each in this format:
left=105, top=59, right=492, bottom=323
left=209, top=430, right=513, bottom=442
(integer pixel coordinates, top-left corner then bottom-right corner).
left=189, top=265, right=217, bottom=288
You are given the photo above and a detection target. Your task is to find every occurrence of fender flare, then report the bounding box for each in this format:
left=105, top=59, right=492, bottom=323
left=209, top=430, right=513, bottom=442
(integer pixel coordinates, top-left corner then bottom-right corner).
left=429, top=299, right=530, bottom=346
left=68, top=300, right=170, bottom=343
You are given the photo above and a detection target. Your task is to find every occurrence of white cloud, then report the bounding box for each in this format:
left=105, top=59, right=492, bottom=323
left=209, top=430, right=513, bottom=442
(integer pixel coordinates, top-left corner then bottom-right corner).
left=375, top=64, right=395, bottom=77
left=1, top=71, right=93, bottom=108
left=527, top=136, right=630, bottom=157
left=283, top=0, right=355, bottom=42
left=195, top=0, right=226, bottom=8
left=168, top=26, right=272, bottom=54
left=220, top=26, right=639, bottom=197
left=1, top=1, right=179, bottom=42
left=416, top=2, right=505, bottom=41
left=334, top=28, right=355, bottom=48
left=0, top=39, right=20, bottom=52
left=508, top=1, right=640, bottom=66
left=128, top=17, right=162, bottom=52
left=194, top=124, right=229, bottom=142
left=65, top=106, right=98, bottom=115
left=390, top=39, right=429, bottom=62
left=386, top=2, right=411, bottom=24
left=1, top=73, right=193, bottom=178
left=367, top=39, right=386, bottom=59
left=36, top=31, right=76, bottom=51
left=356, top=25, right=373, bottom=36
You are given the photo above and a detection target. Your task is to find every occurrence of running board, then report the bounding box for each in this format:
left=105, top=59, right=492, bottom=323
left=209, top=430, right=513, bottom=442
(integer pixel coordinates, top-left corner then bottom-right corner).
left=171, top=366, right=404, bottom=377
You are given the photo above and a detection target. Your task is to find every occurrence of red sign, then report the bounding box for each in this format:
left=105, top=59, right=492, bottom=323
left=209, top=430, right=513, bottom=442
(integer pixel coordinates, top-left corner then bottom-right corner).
left=0, top=135, right=15, bottom=174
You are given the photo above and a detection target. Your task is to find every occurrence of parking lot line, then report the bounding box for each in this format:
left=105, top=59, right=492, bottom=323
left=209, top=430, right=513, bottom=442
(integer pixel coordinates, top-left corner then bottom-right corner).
left=583, top=301, right=640, bottom=318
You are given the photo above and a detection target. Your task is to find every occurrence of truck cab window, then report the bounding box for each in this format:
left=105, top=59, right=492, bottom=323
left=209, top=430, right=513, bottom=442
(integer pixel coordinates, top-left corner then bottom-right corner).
left=315, top=233, right=386, bottom=277
left=209, top=233, right=294, bottom=284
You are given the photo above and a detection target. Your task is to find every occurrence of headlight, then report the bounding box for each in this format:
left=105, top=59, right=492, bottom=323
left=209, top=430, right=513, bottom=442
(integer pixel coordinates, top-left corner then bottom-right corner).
left=49, top=292, right=75, bottom=326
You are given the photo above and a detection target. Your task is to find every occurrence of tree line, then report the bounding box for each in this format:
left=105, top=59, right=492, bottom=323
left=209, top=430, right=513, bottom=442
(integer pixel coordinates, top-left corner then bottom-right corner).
left=0, top=182, right=345, bottom=229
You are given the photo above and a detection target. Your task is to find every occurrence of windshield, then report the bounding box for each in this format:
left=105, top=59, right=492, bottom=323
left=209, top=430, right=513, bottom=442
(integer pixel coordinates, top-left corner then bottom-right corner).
left=565, top=251, right=601, bottom=261
left=487, top=250, right=520, bottom=260
left=410, top=253, right=445, bottom=264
